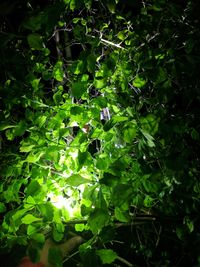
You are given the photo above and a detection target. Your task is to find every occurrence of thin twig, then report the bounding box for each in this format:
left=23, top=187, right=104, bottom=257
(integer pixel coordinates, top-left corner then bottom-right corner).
left=100, top=37, right=126, bottom=50
left=63, top=250, right=79, bottom=263
left=117, top=256, right=133, bottom=267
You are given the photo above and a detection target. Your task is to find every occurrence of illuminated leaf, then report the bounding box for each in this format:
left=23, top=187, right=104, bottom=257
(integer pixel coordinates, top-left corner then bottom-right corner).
left=96, top=249, right=118, bottom=264
left=114, top=207, right=130, bottom=222
left=20, top=144, right=35, bottom=153
left=53, top=61, right=64, bottom=81
left=66, top=174, right=90, bottom=186
left=141, top=129, right=155, bottom=147
left=22, top=214, right=41, bottom=224
left=132, top=75, right=147, bottom=88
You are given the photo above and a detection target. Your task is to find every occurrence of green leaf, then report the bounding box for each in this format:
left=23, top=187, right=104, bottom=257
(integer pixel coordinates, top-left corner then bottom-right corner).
left=27, top=224, right=37, bottom=236
left=106, top=0, right=116, bottom=13
left=0, top=123, right=15, bottom=131
left=71, top=81, right=87, bottom=99
left=53, top=61, right=64, bottom=81
left=23, top=14, right=43, bottom=31
left=143, top=195, right=154, bottom=207
left=88, top=208, right=110, bottom=234
left=96, top=249, right=118, bottom=264
left=96, top=158, right=108, bottom=171
left=27, top=246, right=40, bottom=264
left=132, top=75, right=147, bottom=88
left=140, top=114, right=159, bottom=135
left=123, top=121, right=137, bottom=143
left=94, top=78, right=106, bottom=89
left=156, top=67, right=168, bottom=84
left=75, top=223, right=86, bottom=232
left=141, top=129, right=155, bottom=147
left=48, top=247, right=63, bottom=267
left=31, top=233, right=45, bottom=243
left=31, top=78, right=40, bottom=91
left=38, top=203, right=54, bottom=222
left=78, top=151, right=90, bottom=168
left=21, top=214, right=41, bottom=224
left=0, top=202, right=6, bottom=213
left=15, top=120, right=27, bottom=137
left=95, top=188, right=107, bottom=209
left=112, top=184, right=132, bottom=206
left=184, top=216, right=194, bottom=233
left=26, top=180, right=41, bottom=196
left=84, top=0, right=92, bottom=9
left=87, top=54, right=96, bottom=73
left=27, top=34, right=43, bottom=50
left=66, top=174, right=90, bottom=186
left=20, top=144, right=35, bottom=153
left=26, top=196, right=36, bottom=205
left=26, top=151, right=44, bottom=163
left=114, top=207, right=130, bottom=222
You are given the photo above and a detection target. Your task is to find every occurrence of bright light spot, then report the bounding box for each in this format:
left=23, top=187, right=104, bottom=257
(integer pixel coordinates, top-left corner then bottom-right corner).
left=48, top=193, right=77, bottom=217
left=69, top=149, right=78, bottom=159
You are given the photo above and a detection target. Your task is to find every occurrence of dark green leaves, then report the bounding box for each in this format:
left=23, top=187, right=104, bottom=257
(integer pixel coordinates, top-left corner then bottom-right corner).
left=112, top=184, right=133, bottom=206
left=88, top=208, right=110, bottom=234
left=71, top=80, right=88, bottom=99
left=0, top=202, right=6, bottom=213
left=26, top=180, right=41, bottom=196
left=48, top=247, right=63, bottom=267
left=27, top=34, right=44, bottom=50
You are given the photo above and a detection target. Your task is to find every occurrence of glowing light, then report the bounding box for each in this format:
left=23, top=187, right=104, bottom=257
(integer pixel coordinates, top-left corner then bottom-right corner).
left=48, top=193, right=77, bottom=217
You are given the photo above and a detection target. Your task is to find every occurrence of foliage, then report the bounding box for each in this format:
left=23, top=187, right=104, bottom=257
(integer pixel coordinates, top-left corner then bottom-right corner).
left=0, top=0, right=200, bottom=266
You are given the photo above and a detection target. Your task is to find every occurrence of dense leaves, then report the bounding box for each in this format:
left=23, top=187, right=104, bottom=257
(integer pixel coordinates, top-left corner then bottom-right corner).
left=0, top=0, right=200, bottom=266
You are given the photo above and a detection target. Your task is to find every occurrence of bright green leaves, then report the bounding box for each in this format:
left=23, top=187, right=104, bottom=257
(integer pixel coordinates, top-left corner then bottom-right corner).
left=132, top=75, right=147, bottom=88
left=30, top=77, right=40, bottom=91
left=21, top=214, right=41, bottom=224
left=27, top=34, right=44, bottom=50
left=97, top=249, right=118, bottom=264
left=53, top=61, right=64, bottom=81
left=26, top=151, right=44, bottom=164
left=53, top=222, right=65, bottom=242
left=66, top=174, right=91, bottom=186
left=73, top=60, right=85, bottom=75
left=123, top=120, right=137, bottom=143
